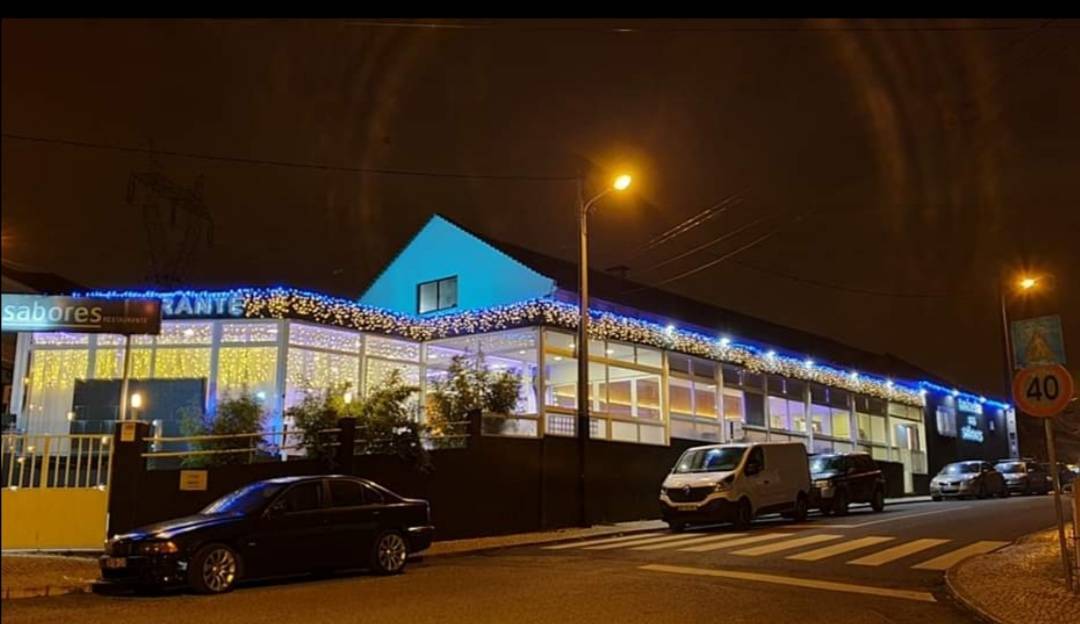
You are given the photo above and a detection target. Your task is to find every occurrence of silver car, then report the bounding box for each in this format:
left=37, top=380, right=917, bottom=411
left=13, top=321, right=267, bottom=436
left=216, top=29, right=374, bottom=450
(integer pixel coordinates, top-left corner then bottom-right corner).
left=930, top=461, right=1008, bottom=500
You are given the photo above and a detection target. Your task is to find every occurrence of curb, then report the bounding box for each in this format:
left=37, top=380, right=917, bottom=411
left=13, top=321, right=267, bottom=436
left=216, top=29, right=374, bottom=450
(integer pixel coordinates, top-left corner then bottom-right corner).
left=2, top=583, right=93, bottom=601
left=944, top=559, right=1003, bottom=624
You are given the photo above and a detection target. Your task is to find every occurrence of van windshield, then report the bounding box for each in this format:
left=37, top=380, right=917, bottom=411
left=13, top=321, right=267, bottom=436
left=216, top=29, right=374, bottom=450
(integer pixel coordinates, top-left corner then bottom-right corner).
left=674, top=447, right=746, bottom=473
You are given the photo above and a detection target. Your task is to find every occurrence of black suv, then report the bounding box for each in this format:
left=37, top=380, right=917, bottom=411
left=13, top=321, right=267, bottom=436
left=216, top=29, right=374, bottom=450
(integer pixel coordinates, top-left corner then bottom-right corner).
left=810, top=453, right=886, bottom=515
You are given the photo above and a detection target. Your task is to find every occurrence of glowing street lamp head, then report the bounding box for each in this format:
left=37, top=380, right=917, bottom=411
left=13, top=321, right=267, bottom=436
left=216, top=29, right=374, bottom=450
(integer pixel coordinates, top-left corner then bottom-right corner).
left=1019, top=277, right=1037, bottom=290
left=130, top=393, right=143, bottom=409
left=612, top=174, right=632, bottom=191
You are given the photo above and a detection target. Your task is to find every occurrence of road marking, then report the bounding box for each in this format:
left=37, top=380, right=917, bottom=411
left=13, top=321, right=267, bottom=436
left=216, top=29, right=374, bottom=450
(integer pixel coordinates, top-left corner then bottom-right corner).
left=787, top=536, right=896, bottom=561
left=839, top=507, right=970, bottom=528
left=731, top=534, right=844, bottom=556
left=639, top=564, right=937, bottom=603
left=910, top=540, right=1009, bottom=570
left=847, top=538, right=950, bottom=566
left=543, top=533, right=664, bottom=550
left=632, top=533, right=747, bottom=551
left=585, top=534, right=699, bottom=550
left=680, top=532, right=788, bottom=552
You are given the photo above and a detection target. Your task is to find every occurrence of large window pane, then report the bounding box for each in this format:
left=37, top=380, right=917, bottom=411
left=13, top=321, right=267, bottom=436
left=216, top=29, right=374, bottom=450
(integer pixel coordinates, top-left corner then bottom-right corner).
left=723, top=389, right=745, bottom=422
left=365, top=336, right=420, bottom=361
left=93, top=348, right=151, bottom=379
left=694, top=383, right=718, bottom=418
left=286, top=348, right=359, bottom=409
left=25, top=349, right=89, bottom=435
left=871, top=415, right=888, bottom=444
left=153, top=348, right=211, bottom=380
left=669, top=376, right=693, bottom=419
left=856, top=412, right=872, bottom=441
left=288, top=323, right=361, bottom=353
left=544, top=353, right=577, bottom=409
left=156, top=321, right=213, bottom=345
left=768, top=396, right=790, bottom=430
left=221, top=321, right=278, bottom=343
left=788, top=399, right=807, bottom=433
left=637, top=375, right=661, bottom=420
left=745, top=393, right=765, bottom=427
left=832, top=408, right=851, bottom=439
left=810, top=403, right=831, bottom=436
left=217, top=347, right=277, bottom=402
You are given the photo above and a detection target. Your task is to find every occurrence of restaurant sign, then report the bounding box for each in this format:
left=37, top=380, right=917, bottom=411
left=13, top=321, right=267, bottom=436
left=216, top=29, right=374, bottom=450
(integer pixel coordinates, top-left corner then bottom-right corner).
left=1, top=294, right=161, bottom=335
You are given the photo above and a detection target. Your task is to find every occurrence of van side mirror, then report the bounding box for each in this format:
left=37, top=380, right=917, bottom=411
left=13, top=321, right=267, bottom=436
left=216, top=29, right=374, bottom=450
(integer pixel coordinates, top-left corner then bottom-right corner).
left=745, top=462, right=762, bottom=476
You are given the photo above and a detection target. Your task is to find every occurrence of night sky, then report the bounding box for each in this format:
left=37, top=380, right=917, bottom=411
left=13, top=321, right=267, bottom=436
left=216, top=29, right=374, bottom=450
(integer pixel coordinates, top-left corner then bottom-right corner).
left=3, top=19, right=1078, bottom=400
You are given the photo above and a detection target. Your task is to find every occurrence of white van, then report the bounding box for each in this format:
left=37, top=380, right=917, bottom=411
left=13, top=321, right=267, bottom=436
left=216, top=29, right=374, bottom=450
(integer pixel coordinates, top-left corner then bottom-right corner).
left=659, top=442, right=812, bottom=531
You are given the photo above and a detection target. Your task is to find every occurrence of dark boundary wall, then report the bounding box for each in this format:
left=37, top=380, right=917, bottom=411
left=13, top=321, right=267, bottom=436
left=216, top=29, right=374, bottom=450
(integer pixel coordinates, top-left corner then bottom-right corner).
left=108, top=424, right=919, bottom=540
left=108, top=422, right=700, bottom=540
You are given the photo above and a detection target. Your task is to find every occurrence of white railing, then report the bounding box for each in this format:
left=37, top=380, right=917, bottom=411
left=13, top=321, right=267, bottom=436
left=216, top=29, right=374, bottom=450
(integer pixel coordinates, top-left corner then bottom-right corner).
left=142, top=428, right=341, bottom=463
left=2, top=433, right=114, bottom=489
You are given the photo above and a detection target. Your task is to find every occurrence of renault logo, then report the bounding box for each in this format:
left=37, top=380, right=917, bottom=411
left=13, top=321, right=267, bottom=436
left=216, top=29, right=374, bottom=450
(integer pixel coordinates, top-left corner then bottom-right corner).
left=682, top=484, right=691, bottom=495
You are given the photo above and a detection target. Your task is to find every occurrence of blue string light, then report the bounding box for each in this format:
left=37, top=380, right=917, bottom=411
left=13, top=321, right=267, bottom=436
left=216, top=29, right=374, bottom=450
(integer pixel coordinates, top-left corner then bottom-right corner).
left=69, top=286, right=1009, bottom=408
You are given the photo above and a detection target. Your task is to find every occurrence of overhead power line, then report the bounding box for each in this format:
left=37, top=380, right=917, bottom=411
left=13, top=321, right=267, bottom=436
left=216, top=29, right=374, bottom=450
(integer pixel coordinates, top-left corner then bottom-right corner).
left=1, top=133, right=577, bottom=182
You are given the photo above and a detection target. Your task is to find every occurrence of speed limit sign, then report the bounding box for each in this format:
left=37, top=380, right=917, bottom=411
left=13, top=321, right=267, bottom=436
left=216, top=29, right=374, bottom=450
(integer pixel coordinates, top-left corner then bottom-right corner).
left=1013, top=364, right=1075, bottom=418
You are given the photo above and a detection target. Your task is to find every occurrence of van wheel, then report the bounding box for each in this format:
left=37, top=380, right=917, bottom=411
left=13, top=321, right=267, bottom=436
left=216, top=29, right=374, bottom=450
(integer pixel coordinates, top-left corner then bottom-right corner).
left=792, top=493, right=809, bottom=522
left=871, top=488, right=885, bottom=512
left=732, top=499, right=753, bottom=529
left=833, top=489, right=850, bottom=516
left=668, top=521, right=686, bottom=533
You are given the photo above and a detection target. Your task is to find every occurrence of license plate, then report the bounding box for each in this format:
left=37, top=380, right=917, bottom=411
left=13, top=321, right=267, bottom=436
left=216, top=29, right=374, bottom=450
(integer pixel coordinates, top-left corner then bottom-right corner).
left=104, top=557, right=127, bottom=569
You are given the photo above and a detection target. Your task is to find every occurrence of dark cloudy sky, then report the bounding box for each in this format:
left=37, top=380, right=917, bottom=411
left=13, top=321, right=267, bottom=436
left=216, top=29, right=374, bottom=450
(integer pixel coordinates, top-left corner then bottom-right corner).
left=3, top=19, right=1078, bottom=398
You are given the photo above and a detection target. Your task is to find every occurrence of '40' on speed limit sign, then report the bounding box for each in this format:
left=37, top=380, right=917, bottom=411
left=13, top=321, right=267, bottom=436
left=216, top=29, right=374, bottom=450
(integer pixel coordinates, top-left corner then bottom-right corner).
left=1013, top=364, right=1075, bottom=418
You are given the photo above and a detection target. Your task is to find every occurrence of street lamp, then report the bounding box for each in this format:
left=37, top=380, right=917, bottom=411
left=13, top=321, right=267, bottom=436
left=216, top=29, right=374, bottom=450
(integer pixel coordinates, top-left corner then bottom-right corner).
left=999, top=273, right=1052, bottom=396
left=576, top=172, right=633, bottom=527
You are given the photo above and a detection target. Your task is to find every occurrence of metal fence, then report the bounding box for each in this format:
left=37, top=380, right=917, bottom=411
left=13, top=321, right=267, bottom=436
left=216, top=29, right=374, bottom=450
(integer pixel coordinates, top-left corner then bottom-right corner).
left=1, top=433, right=114, bottom=489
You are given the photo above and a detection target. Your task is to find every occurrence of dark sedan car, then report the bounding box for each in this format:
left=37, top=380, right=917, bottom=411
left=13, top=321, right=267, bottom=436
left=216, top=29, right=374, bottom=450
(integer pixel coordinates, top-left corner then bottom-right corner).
left=99, top=475, right=434, bottom=594
left=810, top=453, right=886, bottom=515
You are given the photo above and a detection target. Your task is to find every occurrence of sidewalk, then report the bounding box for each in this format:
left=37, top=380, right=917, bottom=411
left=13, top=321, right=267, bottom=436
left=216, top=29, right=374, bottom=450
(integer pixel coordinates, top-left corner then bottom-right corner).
left=1, top=554, right=98, bottom=600
left=947, top=529, right=1080, bottom=624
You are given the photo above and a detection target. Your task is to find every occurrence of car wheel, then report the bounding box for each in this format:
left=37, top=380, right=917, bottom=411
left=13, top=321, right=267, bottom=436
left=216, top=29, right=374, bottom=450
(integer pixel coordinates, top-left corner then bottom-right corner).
left=998, top=484, right=1010, bottom=498
left=792, top=493, right=809, bottom=522
left=668, top=521, right=686, bottom=533
left=371, top=530, right=408, bottom=575
left=819, top=504, right=833, bottom=516
left=931, top=495, right=942, bottom=502
left=975, top=481, right=987, bottom=499
left=189, top=543, right=240, bottom=594
left=870, top=488, right=886, bottom=512
left=732, top=498, right=753, bottom=530
left=833, top=489, right=850, bottom=516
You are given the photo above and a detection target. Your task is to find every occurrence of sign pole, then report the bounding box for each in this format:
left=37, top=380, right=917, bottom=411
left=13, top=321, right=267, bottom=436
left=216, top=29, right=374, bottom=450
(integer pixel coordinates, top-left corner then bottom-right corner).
left=1044, top=417, right=1074, bottom=590
left=118, top=335, right=133, bottom=422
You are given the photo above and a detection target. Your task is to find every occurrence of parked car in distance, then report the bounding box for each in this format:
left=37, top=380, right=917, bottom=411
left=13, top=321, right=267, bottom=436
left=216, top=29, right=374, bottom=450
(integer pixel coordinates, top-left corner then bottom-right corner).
left=930, top=461, right=1008, bottom=500
left=993, top=460, right=1051, bottom=495
left=660, top=442, right=812, bottom=532
left=99, top=475, right=433, bottom=594
left=810, top=453, right=886, bottom=515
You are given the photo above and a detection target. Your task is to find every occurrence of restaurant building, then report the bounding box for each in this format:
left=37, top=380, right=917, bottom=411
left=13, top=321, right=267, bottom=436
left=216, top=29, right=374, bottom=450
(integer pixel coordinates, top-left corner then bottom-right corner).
left=5, top=215, right=1018, bottom=494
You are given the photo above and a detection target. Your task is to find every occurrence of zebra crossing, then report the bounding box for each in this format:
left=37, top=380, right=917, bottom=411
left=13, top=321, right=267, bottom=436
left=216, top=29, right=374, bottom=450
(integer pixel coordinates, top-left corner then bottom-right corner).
left=542, top=530, right=1008, bottom=571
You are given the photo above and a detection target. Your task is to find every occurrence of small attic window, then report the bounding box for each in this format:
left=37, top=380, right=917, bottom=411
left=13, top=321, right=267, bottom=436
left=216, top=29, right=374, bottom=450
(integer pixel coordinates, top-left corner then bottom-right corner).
left=418, top=276, right=458, bottom=314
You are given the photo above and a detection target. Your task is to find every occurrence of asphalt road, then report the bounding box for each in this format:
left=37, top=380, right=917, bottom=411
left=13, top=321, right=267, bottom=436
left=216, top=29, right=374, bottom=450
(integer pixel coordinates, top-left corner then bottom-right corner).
left=4, top=496, right=1063, bottom=624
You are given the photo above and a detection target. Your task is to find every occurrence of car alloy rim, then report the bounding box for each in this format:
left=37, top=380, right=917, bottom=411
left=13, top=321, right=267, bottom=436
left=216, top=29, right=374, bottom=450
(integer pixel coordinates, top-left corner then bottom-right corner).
left=203, top=548, right=237, bottom=592
left=378, top=534, right=407, bottom=572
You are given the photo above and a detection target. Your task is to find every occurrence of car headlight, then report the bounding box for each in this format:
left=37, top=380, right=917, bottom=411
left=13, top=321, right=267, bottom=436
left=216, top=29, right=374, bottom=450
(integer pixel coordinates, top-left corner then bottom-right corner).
left=714, top=476, right=735, bottom=492
left=814, top=479, right=832, bottom=489
left=135, top=540, right=179, bottom=555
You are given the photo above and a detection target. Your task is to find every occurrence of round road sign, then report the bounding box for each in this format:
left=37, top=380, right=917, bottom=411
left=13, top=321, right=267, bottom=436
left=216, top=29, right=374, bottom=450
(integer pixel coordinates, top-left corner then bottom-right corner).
left=1012, top=364, right=1075, bottom=418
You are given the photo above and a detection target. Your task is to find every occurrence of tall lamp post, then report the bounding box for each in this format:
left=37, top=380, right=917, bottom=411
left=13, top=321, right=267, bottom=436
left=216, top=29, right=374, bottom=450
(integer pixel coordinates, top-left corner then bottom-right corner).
left=577, top=173, right=632, bottom=527
left=998, top=274, right=1040, bottom=398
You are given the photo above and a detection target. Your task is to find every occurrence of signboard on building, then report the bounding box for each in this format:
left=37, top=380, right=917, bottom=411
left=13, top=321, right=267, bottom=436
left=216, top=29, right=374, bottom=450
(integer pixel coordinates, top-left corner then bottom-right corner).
left=179, top=470, right=208, bottom=491
left=160, top=292, right=244, bottom=319
left=960, top=415, right=984, bottom=443
left=1011, top=315, right=1067, bottom=369
left=1, top=294, right=161, bottom=335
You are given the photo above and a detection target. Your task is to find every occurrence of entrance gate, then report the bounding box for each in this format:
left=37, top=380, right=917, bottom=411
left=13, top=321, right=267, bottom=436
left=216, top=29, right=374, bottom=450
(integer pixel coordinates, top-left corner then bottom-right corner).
left=1, top=433, right=113, bottom=550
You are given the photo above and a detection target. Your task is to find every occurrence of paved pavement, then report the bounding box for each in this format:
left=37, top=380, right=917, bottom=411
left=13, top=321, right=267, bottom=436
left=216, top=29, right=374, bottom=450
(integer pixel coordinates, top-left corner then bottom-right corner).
left=948, top=528, right=1080, bottom=624
left=2, top=496, right=1060, bottom=623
